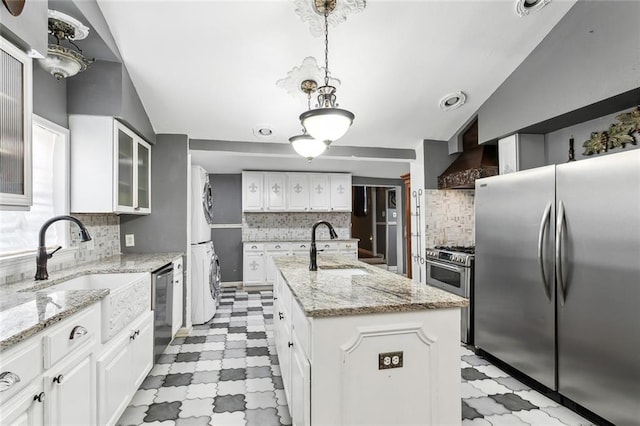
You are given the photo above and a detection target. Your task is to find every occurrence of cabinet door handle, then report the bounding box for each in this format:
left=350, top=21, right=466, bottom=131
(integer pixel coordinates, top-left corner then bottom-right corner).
left=288, top=342, right=294, bottom=348
left=274, top=296, right=278, bottom=300
left=33, top=392, right=45, bottom=403
left=53, top=374, right=64, bottom=384
left=279, top=312, right=284, bottom=320
left=69, top=325, right=88, bottom=340
left=0, top=372, right=21, bottom=392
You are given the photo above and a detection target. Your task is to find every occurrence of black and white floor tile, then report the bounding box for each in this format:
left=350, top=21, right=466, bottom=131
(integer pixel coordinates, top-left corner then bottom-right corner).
left=117, top=289, right=594, bottom=426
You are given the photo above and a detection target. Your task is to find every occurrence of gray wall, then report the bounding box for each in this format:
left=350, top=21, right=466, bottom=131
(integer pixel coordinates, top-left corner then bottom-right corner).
left=424, top=140, right=457, bottom=189
left=477, top=0, right=640, bottom=143
left=0, top=0, right=47, bottom=55
left=120, top=134, right=189, bottom=253
left=545, top=108, right=639, bottom=165
left=210, top=174, right=242, bottom=224
left=212, top=228, right=242, bottom=283
left=33, top=65, right=68, bottom=128
left=208, top=174, right=243, bottom=282
left=67, top=60, right=156, bottom=143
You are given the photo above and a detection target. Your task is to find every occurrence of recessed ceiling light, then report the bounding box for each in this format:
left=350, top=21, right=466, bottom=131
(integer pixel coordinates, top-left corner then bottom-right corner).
left=515, top=0, right=552, bottom=17
left=439, top=91, right=467, bottom=111
left=253, top=125, right=275, bottom=139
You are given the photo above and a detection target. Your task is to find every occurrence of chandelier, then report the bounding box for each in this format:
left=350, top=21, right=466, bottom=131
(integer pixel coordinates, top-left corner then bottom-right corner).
left=38, top=10, right=93, bottom=80
left=290, top=79, right=328, bottom=161
left=299, top=0, right=354, bottom=146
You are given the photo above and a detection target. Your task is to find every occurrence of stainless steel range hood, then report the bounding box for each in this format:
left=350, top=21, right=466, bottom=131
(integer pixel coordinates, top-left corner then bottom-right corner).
left=437, top=120, right=498, bottom=189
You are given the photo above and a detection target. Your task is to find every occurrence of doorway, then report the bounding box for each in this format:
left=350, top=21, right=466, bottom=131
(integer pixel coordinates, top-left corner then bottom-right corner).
left=351, top=185, right=402, bottom=273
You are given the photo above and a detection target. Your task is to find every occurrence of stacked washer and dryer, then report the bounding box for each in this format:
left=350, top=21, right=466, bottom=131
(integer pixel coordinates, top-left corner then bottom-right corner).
left=190, top=165, right=221, bottom=324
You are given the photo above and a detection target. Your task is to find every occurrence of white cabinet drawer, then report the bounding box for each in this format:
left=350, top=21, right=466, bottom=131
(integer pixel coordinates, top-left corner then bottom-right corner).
left=0, top=339, right=42, bottom=404
left=44, top=306, right=99, bottom=369
left=265, top=242, right=290, bottom=252
left=244, top=243, right=265, bottom=252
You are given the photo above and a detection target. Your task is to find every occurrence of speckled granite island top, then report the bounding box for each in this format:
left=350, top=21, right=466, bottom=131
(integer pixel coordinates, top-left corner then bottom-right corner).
left=0, top=252, right=182, bottom=352
left=274, top=255, right=468, bottom=318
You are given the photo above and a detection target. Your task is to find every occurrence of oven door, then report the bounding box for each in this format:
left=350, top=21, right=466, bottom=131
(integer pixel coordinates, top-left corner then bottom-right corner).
left=426, top=259, right=468, bottom=298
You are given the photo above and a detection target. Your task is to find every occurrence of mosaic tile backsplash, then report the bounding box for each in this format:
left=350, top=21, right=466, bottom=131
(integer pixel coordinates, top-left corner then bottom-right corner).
left=1, top=213, right=121, bottom=285
left=424, top=189, right=475, bottom=247
left=242, top=212, right=351, bottom=241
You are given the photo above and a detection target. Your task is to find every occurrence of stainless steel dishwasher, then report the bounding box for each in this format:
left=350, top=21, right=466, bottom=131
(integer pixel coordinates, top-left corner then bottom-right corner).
left=151, top=264, right=173, bottom=363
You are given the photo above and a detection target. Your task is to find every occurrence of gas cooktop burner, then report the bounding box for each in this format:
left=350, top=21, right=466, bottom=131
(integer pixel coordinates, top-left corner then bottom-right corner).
left=434, top=245, right=475, bottom=254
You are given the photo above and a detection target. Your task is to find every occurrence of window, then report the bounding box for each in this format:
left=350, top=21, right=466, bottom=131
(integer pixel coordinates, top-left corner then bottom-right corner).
left=0, top=116, right=69, bottom=257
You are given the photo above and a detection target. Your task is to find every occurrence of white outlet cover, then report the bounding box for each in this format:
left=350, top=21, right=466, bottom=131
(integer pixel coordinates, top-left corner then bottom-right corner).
left=125, top=234, right=135, bottom=247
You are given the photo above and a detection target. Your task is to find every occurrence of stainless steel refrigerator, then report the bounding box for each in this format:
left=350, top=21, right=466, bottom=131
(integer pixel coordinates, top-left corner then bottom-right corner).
left=475, top=149, right=640, bottom=425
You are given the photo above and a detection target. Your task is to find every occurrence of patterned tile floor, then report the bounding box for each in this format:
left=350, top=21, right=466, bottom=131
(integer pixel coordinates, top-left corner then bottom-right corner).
left=117, top=289, right=594, bottom=426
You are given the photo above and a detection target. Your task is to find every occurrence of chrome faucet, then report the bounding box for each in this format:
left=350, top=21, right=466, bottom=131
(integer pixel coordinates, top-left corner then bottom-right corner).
left=35, top=215, right=92, bottom=280
left=309, top=220, right=338, bottom=271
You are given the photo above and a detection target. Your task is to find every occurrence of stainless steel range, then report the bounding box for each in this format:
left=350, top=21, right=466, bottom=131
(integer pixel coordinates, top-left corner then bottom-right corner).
left=425, top=246, right=474, bottom=344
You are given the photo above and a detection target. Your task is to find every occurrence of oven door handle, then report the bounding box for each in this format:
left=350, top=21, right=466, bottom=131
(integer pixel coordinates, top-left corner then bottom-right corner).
left=537, top=202, right=552, bottom=301
left=427, top=259, right=464, bottom=273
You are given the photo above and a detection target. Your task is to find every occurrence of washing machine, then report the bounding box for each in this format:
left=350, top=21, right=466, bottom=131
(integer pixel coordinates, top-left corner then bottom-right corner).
left=191, top=165, right=214, bottom=244
left=190, top=241, right=221, bottom=324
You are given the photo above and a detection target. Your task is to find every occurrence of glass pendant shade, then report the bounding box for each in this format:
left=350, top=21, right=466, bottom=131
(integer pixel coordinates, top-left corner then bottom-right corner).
left=299, top=107, right=354, bottom=144
left=38, top=44, right=91, bottom=80
left=289, top=133, right=327, bottom=161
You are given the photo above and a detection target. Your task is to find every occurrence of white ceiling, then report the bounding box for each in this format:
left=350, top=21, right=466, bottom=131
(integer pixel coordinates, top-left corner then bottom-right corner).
left=96, top=0, right=577, bottom=176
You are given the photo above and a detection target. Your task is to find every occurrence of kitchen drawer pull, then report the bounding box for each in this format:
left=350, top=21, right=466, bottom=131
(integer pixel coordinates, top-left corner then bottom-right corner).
left=69, top=325, right=88, bottom=340
left=279, top=312, right=284, bottom=320
left=275, top=245, right=281, bottom=249
left=33, top=392, right=45, bottom=403
left=130, top=329, right=140, bottom=340
left=0, top=372, right=21, bottom=392
left=324, top=244, right=330, bottom=248
left=251, top=245, right=257, bottom=249
left=53, top=374, right=64, bottom=384
left=300, top=244, right=306, bottom=248
left=288, top=341, right=294, bottom=348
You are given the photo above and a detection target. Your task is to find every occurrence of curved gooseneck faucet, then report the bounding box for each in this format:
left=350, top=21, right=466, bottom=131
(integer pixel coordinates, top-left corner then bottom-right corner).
left=35, top=215, right=92, bottom=280
left=309, top=220, right=338, bottom=271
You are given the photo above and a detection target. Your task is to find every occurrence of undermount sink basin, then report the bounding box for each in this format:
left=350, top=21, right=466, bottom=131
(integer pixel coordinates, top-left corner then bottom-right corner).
left=40, top=273, right=147, bottom=292
left=31, top=273, right=151, bottom=343
left=320, top=268, right=370, bottom=276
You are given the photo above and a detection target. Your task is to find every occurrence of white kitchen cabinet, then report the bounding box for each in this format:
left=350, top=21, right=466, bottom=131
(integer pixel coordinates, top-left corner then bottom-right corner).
left=69, top=115, right=151, bottom=214
left=329, top=173, right=352, bottom=211
left=171, top=257, right=184, bottom=338
left=243, top=243, right=266, bottom=287
left=242, top=172, right=265, bottom=211
left=286, top=173, right=310, bottom=211
left=43, top=341, right=95, bottom=426
left=308, top=174, right=330, bottom=211
left=290, top=333, right=311, bottom=426
left=498, top=133, right=545, bottom=174
left=265, top=173, right=286, bottom=211
left=0, top=36, right=33, bottom=210
left=96, top=310, right=153, bottom=426
left=0, top=382, right=44, bottom=426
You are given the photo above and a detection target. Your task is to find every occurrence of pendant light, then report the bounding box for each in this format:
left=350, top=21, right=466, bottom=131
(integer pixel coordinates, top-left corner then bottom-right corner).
left=299, top=0, right=354, bottom=146
left=290, top=79, right=327, bottom=161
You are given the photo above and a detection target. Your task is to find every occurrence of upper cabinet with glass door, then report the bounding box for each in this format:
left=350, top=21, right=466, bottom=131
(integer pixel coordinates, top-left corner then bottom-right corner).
left=69, top=115, right=151, bottom=214
left=0, top=37, right=33, bottom=210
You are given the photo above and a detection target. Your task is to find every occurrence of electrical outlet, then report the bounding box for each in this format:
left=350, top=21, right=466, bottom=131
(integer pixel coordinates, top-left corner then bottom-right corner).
left=378, top=351, right=403, bottom=370
left=125, top=234, right=135, bottom=247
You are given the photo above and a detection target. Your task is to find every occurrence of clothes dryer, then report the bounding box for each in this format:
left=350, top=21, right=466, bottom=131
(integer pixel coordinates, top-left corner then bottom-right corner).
left=191, top=165, right=214, bottom=244
left=191, top=241, right=220, bottom=324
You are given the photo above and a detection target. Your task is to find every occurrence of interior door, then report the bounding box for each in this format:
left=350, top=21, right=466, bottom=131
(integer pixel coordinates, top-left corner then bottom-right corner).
left=475, top=165, right=556, bottom=389
left=556, top=150, right=640, bottom=424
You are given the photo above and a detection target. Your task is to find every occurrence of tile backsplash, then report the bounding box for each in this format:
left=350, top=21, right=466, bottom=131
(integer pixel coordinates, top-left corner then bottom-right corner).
left=424, top=189, right=475, bottom=247
left=243, top=212, right=351, bottom=241
left=1, top=213, right=121, bottom=285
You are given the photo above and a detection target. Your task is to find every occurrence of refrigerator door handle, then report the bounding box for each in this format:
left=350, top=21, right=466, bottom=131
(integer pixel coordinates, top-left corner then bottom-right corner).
left=537, top=202, right=552, bottom=301
left=556, top=200, right=566, bottom=306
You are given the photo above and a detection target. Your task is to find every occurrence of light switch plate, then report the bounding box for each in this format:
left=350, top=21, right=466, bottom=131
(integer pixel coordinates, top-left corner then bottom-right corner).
left=125, top=234, right=135, bottom=247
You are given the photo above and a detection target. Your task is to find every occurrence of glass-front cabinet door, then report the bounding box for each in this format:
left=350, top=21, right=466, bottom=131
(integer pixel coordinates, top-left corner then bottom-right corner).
left=0, top=36, right=32, bottom=209
left=114, top=121, right=151, bottom=214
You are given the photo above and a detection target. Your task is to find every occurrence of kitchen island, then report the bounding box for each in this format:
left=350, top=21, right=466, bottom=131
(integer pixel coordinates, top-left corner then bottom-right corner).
left=273, top=255, right=468, bottom=426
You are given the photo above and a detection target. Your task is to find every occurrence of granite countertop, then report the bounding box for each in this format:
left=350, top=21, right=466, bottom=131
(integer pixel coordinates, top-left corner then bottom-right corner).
left=0, top=252, right=182, bottom=352
left=274, top=255, right=468, bottom=318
